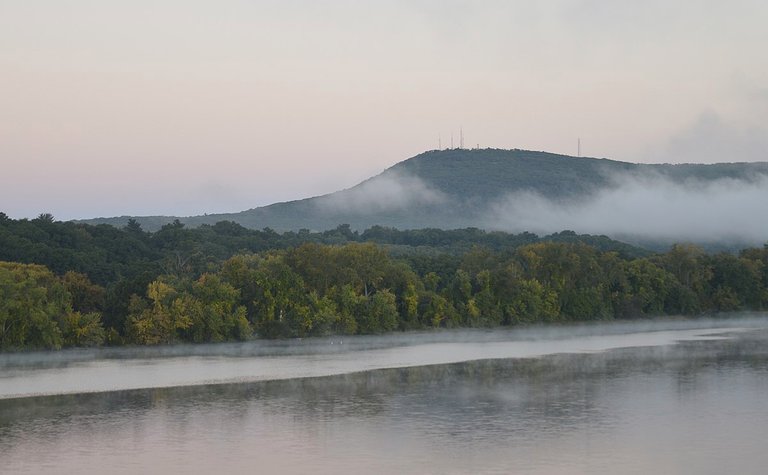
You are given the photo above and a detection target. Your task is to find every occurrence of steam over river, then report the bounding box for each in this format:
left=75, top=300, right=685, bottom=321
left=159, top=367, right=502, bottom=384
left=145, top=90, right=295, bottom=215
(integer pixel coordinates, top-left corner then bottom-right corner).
left=2, top=318, right=768, bottom=474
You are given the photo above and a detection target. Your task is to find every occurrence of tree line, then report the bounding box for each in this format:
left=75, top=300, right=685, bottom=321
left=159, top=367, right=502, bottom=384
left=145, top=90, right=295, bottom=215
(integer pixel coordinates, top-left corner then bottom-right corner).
left=1, top=213, right=767, bottom=350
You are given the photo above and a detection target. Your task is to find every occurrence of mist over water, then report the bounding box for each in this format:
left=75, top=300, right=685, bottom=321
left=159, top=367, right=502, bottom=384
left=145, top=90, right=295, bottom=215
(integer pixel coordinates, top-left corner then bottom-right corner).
left=2, top=318, right=768, bottom=474
left=1, top=318, right=763, bottom=399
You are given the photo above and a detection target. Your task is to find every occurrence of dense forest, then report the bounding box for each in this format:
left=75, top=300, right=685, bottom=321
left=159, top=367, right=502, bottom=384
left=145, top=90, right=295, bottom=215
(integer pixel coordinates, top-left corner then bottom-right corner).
left=1, top=212, right=767, bottom=350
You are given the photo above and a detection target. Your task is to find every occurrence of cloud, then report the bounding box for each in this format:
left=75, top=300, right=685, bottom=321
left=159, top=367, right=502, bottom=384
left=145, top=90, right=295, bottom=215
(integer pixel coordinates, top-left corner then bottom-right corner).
left=486, top=173, right=768, bottom=244
left=658, top=111, right=768, bottom=163
left=314, top=171, right=448, bottom=214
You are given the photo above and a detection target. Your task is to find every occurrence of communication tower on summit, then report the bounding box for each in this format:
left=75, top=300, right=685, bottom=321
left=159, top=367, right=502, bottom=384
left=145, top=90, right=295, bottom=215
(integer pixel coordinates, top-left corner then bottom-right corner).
left=439, top=128, right=468, bottom=150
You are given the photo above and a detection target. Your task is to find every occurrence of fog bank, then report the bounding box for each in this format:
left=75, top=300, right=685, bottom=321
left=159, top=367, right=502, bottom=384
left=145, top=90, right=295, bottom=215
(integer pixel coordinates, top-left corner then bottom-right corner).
left=486, top=173, right=768, bottom=244
left=314, top=171, right=447, bottom=214
left=2, top=318, right=764, bottom=400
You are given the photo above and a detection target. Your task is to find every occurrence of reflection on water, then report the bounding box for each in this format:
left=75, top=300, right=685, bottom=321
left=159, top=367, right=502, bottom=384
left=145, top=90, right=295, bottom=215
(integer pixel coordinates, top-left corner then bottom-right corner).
left=2, top=322, right=768, bottom=474
left=1, top=319, right=763, bottom=399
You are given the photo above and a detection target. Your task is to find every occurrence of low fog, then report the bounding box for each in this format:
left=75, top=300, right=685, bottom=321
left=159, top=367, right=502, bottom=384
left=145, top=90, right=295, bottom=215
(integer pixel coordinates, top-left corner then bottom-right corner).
left=308, top=167, right=768, bottom=245
left=486, top=173, right=768, bottom=244
left=3, top=317, right=765, bottom=400
left=314, top=171, right=447, bottom=214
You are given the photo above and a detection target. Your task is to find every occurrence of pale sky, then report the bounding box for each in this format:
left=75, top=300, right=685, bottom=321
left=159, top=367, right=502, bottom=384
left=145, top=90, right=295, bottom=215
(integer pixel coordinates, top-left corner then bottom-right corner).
left=2, top=0, right=767, bottom=220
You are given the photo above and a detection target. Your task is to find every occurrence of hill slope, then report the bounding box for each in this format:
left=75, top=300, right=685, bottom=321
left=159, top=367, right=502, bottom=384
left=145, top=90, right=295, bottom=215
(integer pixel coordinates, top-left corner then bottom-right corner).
left=81, top=149, right=768, bottom=240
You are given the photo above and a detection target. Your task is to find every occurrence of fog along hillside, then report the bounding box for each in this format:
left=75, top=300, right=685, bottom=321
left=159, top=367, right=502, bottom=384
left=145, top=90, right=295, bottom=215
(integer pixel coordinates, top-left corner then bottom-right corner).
left=82, top=149, right=768, bottom=246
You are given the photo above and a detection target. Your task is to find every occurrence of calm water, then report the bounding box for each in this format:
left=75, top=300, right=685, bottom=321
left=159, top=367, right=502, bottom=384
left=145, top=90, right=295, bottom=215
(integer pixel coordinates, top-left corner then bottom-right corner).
left=2, top=319, right=768, bottom=474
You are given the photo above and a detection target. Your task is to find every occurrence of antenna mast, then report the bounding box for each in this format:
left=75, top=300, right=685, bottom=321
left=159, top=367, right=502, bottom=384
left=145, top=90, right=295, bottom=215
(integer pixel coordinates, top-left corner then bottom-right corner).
left=451, top=132, right=454, bottom=149
left=578, top=138, right=581, bottom=157
left=460, top=127, right=464, bottom=149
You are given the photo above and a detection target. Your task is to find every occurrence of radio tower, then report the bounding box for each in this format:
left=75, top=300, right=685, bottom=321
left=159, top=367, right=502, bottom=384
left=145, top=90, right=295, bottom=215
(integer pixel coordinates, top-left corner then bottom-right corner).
left=577, top=138, right=581, bottom=157
left=460, top=128, right=464, bottom=149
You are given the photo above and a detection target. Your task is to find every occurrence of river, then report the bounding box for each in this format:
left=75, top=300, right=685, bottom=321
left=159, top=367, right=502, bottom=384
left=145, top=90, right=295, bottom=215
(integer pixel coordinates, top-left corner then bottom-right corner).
left=2, top=318, right=768, bottom=474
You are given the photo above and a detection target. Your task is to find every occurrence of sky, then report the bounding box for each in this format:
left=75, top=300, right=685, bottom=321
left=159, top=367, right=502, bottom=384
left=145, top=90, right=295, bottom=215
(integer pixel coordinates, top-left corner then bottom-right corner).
left=2, top=0, right=768, bottom=220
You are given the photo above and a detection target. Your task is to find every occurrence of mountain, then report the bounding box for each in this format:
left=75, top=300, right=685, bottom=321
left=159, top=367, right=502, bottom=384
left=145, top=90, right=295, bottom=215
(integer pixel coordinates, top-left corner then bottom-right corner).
left=81, top=149, right=768, bottom=242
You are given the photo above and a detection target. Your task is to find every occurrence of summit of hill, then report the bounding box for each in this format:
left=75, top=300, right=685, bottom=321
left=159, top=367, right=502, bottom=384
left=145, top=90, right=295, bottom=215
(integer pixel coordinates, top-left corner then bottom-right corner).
left=81, top=148, right=768, bottom=236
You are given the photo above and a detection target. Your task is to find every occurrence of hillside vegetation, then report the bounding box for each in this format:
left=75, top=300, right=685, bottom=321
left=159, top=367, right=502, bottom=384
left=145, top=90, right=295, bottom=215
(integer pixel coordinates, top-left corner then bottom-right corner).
left=80, top=149, right=768, bottom=234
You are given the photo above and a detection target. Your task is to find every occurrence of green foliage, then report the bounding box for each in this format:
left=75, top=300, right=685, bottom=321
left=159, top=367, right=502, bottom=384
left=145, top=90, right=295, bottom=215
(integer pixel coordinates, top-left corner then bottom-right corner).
left=126, top=275, right=252, bottom=345
left=655, top=244, right=713, bottom=314
left=3, top=211, right=768, bottom=350
left=615, top=259, right=673, bottom=316
left=60, top=311, right=105, bottom=347
left=357, top=290, right=399, bottom=334
left=127, top=280, right=192, bottom=345
left=182, top=274, right=252, bottom=343
left=503, top=279, right=560, bottom=325
left=0, top=262, right=66, bottom=349
left=0, top=262, right=102, bottom=349
left=62, top=271, right=105, bottom=314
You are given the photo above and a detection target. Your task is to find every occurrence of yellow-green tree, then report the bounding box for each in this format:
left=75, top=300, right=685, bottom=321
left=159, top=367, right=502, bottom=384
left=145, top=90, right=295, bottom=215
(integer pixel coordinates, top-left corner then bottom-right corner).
left=0, top=262, right=68, bottom=349
left=127, top=280, right=191, bottom=345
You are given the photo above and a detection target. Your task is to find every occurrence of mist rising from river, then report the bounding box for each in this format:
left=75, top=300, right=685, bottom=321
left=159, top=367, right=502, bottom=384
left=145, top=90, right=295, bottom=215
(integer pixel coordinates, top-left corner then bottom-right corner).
left=3, top=319, right=768, bottom=474
left=2, top=317, right=766, bottom=399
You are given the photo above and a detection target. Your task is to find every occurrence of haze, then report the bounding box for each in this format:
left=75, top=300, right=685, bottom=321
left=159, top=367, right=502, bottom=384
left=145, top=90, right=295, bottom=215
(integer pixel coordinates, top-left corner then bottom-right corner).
left=2, top=1, right=768, bottom=219
left=488, top=174, right=768, bottom=244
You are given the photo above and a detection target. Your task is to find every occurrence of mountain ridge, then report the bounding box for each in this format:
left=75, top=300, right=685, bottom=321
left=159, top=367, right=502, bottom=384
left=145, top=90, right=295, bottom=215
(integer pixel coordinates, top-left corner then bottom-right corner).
left=79, top=148, right=768, bottom=235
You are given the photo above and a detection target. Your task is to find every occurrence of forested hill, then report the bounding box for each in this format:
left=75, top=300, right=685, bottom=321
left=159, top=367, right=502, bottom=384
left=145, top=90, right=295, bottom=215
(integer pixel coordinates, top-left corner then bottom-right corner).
left=80, top=148, right=768, bottom=232
left=390, top=149, right=768, bottom=198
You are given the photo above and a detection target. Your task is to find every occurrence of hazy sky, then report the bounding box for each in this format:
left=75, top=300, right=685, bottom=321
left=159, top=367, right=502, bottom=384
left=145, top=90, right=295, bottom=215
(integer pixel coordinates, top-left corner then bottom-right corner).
left=2, top=0, right=768, bottom=219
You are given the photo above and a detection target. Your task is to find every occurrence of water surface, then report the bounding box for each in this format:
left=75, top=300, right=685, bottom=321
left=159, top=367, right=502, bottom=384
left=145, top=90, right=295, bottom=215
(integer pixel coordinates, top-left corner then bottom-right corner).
left=2, top=319, right=768, bottom=474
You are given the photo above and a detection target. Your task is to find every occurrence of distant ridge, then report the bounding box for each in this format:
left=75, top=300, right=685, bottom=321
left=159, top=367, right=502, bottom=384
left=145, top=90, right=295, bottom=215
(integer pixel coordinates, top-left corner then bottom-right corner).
left=80, top=148, right=768, bottom=235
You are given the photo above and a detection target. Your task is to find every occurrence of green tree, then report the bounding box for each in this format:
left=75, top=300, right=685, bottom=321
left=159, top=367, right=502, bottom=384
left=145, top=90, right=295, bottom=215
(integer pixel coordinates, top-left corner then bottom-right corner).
left=127, top=280, right=192, bottom=345
left=503, top=278, right=559, bottom=324
left=0, top=262, right=68, bottom=349
left=183, top=274, right=252, bottom=343
left=657, top=244, right=712, bottom=313
left=616, top=259, right=674, bottom=317
left=62, top=271, right=105, bottom=314
left=357, top=289, right=399, bottom=334
left=60, top=311, right=105, bottom=347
